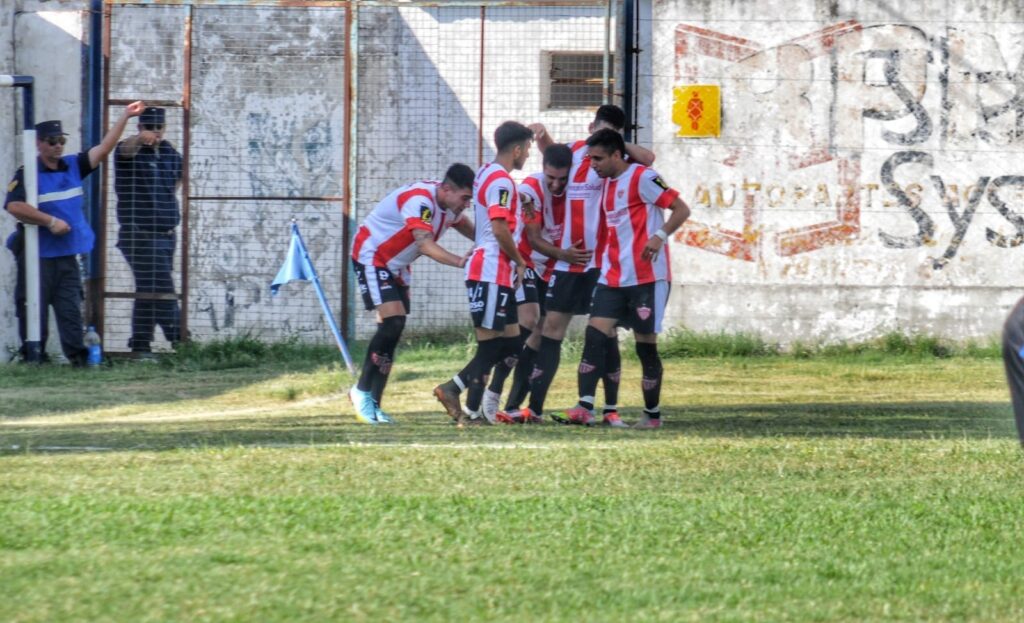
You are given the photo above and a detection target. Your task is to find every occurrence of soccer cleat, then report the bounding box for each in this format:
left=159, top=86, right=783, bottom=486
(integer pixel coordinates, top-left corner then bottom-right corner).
left=463, top=410, right=492, bottom=426
left=434, top=383, right=463, bottom=423
left=494, top=409, right=523, bottom=424
left=482, top=389, right=501, bottom=424
left=374, top=404, right=394, bottom=424
left=602, top=411, right=628, bottom=428
left=349, top=386, right=378, bottom=424
left=633, top=415, right=662, bottom=430
left=520, top=407, right=544, bottom=425
left=552, top=405, right=595, bottom=426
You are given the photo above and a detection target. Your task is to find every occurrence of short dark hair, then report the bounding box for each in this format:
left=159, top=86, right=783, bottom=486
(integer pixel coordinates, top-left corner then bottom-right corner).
left=585, top=128, right=626, bottom=157
left=543, top=144, right=573, bottom=170
left=443, top=163, right=474, bottom=190
left=494, top=121, right=534, bottom=153
left=593, top=104, right=626, bottom=131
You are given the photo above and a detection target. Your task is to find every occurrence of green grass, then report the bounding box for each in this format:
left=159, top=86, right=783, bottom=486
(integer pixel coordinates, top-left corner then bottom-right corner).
left=0, top=337, right=1020, bottom=621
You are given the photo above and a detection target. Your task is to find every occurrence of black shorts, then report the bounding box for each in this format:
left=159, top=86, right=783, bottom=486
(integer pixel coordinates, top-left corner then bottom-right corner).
left=544, top=268, right=599, bottom=315
left=466, top=279, right=518, bottom=330
left=353, top=260, right=410, bottom=313
left=589, top=281, right=670, bottom=335
left=516, top=268, right=549, bottom=316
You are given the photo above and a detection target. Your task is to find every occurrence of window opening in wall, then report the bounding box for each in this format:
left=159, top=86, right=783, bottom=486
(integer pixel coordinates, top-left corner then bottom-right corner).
left=544, top=51, right=614, bottom=110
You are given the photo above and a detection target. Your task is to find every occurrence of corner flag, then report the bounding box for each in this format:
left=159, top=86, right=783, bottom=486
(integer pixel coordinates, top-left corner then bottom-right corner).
left=271, top=222, right=356, bottom=375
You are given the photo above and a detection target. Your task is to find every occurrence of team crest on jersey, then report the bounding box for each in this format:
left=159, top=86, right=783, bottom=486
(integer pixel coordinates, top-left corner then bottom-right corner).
left=498, top=189, right=510, bottom=207
left=637, top=305, right=652, bottom=320
left=420, top=205, right=433, bottom=224
left=652, top=176, right=669, bottom=191
left=617, top=189, right=625, bottom=199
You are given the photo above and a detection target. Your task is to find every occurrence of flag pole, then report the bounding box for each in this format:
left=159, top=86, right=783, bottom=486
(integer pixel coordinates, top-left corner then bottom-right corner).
left=291, top=221, right=356, bottom=376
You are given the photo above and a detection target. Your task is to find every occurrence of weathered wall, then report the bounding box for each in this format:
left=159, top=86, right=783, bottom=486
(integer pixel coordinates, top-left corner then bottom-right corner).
left=652, top=0, right=1024, bottom=342
left=0, top=1, right=87, bottom=362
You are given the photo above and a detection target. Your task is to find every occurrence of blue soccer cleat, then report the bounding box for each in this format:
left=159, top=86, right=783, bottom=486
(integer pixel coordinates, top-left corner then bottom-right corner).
left=374, top=403, right=394, bottom=424
left=349, top=386, right=378, bottom=424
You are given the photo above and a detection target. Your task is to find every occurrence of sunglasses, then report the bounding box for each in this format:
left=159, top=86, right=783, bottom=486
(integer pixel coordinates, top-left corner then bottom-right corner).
left=44, top=136, right=66, bottom=146
left=142, top=124, right=165, bottom=132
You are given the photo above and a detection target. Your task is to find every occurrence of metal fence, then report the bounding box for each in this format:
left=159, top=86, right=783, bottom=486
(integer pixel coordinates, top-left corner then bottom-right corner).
left=100, top=0, right=613, bottom=350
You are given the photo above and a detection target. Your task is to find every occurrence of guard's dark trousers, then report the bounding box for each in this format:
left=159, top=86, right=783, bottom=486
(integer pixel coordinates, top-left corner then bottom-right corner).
left=15, top=253, right=87, bottom=365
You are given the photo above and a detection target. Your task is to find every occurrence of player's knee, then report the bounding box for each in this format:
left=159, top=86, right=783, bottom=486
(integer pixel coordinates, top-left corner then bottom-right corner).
left=378, top=315, right=406, bottom=343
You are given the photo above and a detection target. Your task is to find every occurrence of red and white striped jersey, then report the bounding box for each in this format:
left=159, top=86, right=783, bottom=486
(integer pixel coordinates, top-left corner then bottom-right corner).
left=518, top=173, right=565, bottom=282
left=552, top=140, right=605, bottom=274
left=465, top=161, right=519, bottom=287
left=351, top=180, right=463, bottom=284
left=596, top=163, right=680, bottom=287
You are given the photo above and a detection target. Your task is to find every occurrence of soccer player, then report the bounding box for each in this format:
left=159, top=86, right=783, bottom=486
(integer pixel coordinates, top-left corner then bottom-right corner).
left=433, top=122, right=533, bottom=425
left=483, top=144, right=592, bottom=423
left=1004, top=296, right=1024, bottom=445
left=349, top=163, right=476, bottom=424
left=559, top=129, right=690, bottom=429
left=520, top=105, right=655, bottom=427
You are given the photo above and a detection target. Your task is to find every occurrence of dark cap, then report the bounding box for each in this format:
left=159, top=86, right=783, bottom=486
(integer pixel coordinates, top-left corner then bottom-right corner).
left=35, top=120, right=67, bottom=138
left=140, top=107, right=166, bottom=125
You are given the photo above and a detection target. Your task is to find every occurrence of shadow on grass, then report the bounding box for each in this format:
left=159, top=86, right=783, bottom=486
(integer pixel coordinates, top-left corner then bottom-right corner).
left=0, top=401, right=1015, bottom=456
left=0, top=361, right=339, bottom=420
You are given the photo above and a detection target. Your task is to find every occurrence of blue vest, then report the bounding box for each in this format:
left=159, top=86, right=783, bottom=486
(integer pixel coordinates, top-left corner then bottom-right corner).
left=37, top=155, right=94, bottom=258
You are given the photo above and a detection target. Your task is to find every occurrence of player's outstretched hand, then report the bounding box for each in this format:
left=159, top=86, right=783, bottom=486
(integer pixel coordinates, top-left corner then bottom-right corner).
left=564, top=240, right=593, bottom=265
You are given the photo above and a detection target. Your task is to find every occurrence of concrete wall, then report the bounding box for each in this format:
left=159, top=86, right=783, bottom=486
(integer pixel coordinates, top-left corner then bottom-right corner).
left=0, top=1, right=87, bottom=362
left=651, top=0, right=1024, bottom=342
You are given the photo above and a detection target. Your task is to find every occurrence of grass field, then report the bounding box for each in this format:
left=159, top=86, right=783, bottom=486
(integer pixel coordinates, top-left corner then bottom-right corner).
left=2, top=337, right=1022, bottom=622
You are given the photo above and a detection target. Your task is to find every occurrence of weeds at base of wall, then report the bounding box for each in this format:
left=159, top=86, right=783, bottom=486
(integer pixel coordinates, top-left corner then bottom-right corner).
left=149, top=328, right=1003, bottom=372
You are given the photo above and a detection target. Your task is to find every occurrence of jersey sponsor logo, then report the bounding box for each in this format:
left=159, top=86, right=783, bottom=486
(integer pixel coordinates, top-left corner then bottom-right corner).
left=420, top=204, right=433, bottom=224
left=652, top=176, right=670, bottom=191
left=567, top=182, right=603, bottom=199
left=7, top=179, right=17, bottom=193
left=498, top=189, right=510, bottom=207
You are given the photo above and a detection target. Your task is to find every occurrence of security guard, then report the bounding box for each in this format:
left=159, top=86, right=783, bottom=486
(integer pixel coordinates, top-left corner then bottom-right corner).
left=4, top=101, right=145, bottom=364
left=114, top=106, right=184, bottom=354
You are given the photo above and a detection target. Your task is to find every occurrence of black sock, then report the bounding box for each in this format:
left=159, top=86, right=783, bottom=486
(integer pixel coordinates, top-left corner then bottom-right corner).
left=505, top=343, right=538, bottom=410
left=527, top=336, right=562, bottom=415
left=464, top=338, right=504, bottom=412
left=602, top=333, right=621, bottom=410
left=636, top=341, right=663, bottom=411
left=357, top=317, right=404, bottom=395
left=487, top=334, right=523, bottom=394
left=577, top=326, right=607, bottom=412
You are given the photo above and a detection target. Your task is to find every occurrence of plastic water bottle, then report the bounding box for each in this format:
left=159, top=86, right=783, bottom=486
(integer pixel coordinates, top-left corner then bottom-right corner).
left=85, top=325, right=102, bottom=367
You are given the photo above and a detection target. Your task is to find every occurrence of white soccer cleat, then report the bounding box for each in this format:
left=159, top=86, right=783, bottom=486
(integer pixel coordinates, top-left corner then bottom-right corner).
left=481, top=389, right=501, bottom=424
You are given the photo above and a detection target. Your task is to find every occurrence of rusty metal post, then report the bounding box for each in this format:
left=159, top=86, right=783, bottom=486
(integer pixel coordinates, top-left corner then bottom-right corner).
left=477, top=5, right=485, bottom=166
left=180, top=4, right=193, bottom=341
left=342, top=1, right=355, bottom=341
